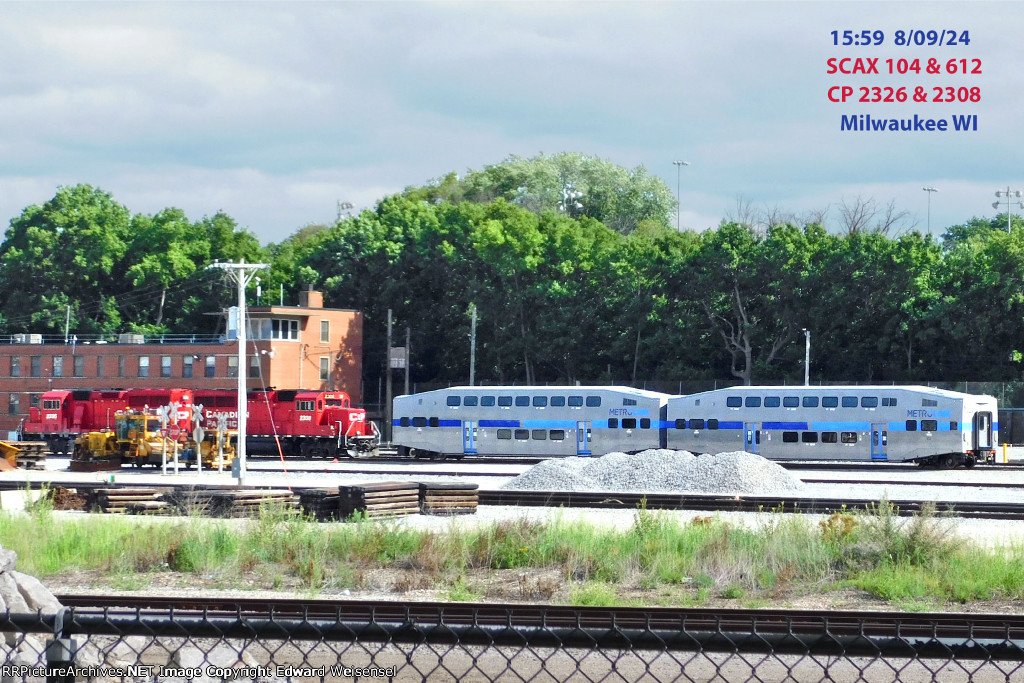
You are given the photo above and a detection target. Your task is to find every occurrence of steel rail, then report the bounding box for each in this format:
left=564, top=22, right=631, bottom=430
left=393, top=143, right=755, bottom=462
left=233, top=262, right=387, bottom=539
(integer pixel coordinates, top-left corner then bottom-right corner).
left=477, top=490, right=1024, bottom=519
left=46, top=595, right=1024, bottom=660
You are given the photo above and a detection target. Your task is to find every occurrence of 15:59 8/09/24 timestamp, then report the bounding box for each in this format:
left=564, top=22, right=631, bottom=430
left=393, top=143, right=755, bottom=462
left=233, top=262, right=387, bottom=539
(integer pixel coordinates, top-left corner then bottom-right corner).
left=830, top=29, right=971, bottom=46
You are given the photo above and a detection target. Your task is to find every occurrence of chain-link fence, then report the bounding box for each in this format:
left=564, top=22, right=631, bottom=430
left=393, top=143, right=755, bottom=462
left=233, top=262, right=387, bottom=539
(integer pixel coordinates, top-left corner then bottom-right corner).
left=4, top=602, right=1024, bottom=682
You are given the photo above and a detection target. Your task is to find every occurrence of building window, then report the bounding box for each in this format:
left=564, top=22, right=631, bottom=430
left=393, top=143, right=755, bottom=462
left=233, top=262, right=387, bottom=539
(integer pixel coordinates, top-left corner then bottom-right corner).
left=10, top=357, right=19, bottom=377
left=320, top=320, right=330, bottom=343
left=161, top=356, right=171, bottom=378
left=96, top=356, right=103, bottom=378
left=227, top=356, right=238, bottom=378
left=29, top=394, right=41, bottom=409
left=138, top=356, right=149, bottom=378
left=52, top=356, right=63, bottom=377
left=30, top=356, right=41, bottom=377
left=271, top=319, right=299, bottom=340
left=319, top=356, right=329, bottom=382
left=249, top=355, right=260, bottom=378
left=118, top=355, right=126, bottom=377
left=8, top=394, right=19, bottom=415
left=205, top=356, right=216, bottom=378
left=73, top=356, right=84, bottom=377
left=183, top=356, right=193, bottom=379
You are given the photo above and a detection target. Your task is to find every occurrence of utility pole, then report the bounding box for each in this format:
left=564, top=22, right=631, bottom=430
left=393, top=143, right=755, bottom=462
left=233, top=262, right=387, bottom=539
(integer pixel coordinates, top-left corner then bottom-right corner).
left=673, top=160, right=690, bottom=231
left=993, top=187, right=1023, bottom=233
left=469, top=303, right=477, bottom=386
left=209, top=259, right=268, bottom=485
left=385, top=309, right=393, bottom=443
left=404, top=326, right=410, bottom=396
left=803, top=328, right=811, bottom=386
left=922, top=187, right=938, bottom=234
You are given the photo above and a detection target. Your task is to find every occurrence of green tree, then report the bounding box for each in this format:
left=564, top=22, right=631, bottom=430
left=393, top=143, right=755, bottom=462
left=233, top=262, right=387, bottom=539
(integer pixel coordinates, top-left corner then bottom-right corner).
left=0, top=184, right=131, bottom=335
left=407, top=153, right=677, bottom=234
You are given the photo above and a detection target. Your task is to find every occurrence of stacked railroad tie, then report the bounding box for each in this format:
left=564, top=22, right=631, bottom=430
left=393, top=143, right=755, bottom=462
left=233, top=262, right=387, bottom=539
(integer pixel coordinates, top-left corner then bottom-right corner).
left=159, top=488, right=299, bottom=518
left=338, top=482, right=420, bottom=519
left=419, top=482, right=479, bottom=515
left=86, top=487, right=172, bottom=515
left=298, top=488, right=342, bottom=521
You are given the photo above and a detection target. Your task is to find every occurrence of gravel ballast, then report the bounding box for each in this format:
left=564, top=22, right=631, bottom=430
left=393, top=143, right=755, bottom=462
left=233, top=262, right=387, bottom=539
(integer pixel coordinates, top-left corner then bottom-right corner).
left=501, top=449, right=806, bottom=495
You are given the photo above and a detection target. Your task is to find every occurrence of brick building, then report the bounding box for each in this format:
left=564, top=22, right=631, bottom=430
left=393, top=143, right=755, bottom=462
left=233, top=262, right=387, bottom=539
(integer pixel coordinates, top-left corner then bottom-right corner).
left=0, top=290, right=363, bottom=432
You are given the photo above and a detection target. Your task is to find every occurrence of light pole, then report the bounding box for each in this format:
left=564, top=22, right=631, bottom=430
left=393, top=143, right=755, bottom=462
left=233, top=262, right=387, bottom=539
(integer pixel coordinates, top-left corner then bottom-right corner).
left=673, top=161, right=690, bottom=231
left=209, top=259, right=269, bottom=485
left=802, top=328, right=810, bottom=386
left=993, top=187, right=1024, bottom=233
left=922, top=187, right=938, bottom=233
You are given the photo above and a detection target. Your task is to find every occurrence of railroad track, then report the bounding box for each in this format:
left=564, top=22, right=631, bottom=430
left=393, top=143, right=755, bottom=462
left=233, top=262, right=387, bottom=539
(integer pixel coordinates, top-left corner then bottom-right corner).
left=49, top=594, right=1024, bottom=659
left=478, top=490, right=1024, bottom=519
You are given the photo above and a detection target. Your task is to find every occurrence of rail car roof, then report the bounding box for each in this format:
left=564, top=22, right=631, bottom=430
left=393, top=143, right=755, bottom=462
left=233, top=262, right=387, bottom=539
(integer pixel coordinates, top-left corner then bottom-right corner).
left=679, top=385, right=994, bottom=400
left=398, top=386, right=671, bottom=400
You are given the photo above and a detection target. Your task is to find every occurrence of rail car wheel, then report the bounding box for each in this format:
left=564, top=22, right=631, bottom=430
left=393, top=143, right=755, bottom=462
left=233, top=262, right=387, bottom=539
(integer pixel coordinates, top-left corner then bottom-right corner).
left=941, top=453, right=958, bottom=469
left=964, top=457, right=977, bottom=469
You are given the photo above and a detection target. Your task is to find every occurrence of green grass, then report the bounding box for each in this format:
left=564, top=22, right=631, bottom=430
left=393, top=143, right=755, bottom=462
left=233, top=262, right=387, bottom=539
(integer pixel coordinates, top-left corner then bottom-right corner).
left=2, top=501, right=1022, bottom=607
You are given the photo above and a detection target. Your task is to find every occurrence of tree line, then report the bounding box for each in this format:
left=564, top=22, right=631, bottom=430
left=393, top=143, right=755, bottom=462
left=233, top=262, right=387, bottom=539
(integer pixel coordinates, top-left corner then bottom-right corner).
left=2, top=154, right=1023, bottom=394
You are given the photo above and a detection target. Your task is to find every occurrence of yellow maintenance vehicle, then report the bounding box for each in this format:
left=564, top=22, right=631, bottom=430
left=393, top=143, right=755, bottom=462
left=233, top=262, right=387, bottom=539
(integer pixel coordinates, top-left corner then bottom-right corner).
left=71, top=409, right=237, bottom=471
left=0, top=440, right=48, bottom=471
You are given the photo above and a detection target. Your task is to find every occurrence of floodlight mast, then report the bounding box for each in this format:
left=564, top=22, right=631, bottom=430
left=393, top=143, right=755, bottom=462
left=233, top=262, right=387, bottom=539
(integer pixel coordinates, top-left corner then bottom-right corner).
left=209, top=259, right=269, bottom=485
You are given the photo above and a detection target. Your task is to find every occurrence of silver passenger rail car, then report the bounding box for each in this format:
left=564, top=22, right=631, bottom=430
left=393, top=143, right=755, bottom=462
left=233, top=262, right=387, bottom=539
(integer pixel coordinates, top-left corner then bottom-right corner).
left=392, top=386, right=670, bottom=459
left=665, top=385, right=997, bottom=467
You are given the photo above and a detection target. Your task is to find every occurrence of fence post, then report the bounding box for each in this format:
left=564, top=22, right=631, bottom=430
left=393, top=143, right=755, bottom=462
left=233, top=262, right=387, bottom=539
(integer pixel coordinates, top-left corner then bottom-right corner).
left=45, top=608, right=77, bottom=683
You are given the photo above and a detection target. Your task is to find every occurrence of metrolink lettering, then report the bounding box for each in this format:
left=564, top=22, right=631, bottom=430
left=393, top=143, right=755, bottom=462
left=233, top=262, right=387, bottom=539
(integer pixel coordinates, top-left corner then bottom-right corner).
left=840, top=113, right=977, bottom=131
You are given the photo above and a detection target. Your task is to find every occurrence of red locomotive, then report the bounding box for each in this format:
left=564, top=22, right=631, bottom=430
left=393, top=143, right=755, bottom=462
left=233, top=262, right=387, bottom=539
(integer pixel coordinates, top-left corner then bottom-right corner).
left=22, top=388, right=379, bottom=458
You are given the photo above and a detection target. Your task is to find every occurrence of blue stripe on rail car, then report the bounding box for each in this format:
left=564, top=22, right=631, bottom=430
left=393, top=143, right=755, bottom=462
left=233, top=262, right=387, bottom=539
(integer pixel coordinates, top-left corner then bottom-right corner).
left=762, top=422, right=809, bottom=430
left=479, top=420, right=520, bottom=428
left=523, top=420, right=577, bottom=429
left=810, top=421, right=871, bottom=431
left=718, top=421, right=744, bottom=429
left=439, top=420, right=461, bottom=427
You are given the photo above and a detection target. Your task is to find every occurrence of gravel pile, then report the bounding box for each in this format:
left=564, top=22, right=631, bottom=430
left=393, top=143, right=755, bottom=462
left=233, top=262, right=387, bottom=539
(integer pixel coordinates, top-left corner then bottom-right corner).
left=500, top=449, right=805, bottom=495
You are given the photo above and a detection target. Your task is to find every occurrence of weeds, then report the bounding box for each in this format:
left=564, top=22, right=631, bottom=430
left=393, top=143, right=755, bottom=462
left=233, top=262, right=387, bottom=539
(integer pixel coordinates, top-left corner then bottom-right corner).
left=1, top=501, right=1021, bottom=608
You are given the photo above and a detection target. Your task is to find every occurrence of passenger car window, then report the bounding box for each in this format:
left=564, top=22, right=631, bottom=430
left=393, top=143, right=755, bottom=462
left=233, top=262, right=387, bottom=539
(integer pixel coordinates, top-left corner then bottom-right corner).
left=822, top=396, right=838, bottom=408
left=568, top=396, right=583, bottom=407
left=514, top=429, right=529, bottom=440
left=841, top=431, right=858, bottom=443
left=726, top=396, right=742, bottom=407
left=906, top=420, right=917, bottom=431
left=745, top=396, right=761, bottom=407
left=922, top=420, right=937, bottom=431
left=801, top=431, right=818, bottom=443
left=497, top=429, right=512, bottom=439
left=551, top=396, right=566, bottom=407
left=412, top=417, right=427, bottom=428
left=707, top=419, right=718, bottom=429
left=446, top=396, right=461, bottom=407
left=622, top=418, right=637, bottom=429
left=586, top=396, right=602, bottom=407
left=861, top=396, right=879, bottom=408
left=515, top=396, right=530, bottom=407
left=841, top=397, right=858, bottom=407
left=783, top=397, right=799, bottom=407
left=533, top=396, right=547, bottom=407
left=822, top=432, right=838, bottom=443
left=675, top=419, right=686, bottom=429
left=690, top=418, right=705, bottom=429
left=803, top=396, right=819, bottom=408
left=463, top=396, right=478, bottom=407
left=498, top=396, right=513, bottom=407
left=531, top=429, right=546, bottom=440
left=640, top=418, right=651, bottom=429
left=608, top=418, right=619, bottom=429
left=782, top=431, right=798, bottom=443
left=764, top=396, right=781, bottom=407
left=481, top=396, right=496, bottom=407
left=549, top=430, right=565, bottom=440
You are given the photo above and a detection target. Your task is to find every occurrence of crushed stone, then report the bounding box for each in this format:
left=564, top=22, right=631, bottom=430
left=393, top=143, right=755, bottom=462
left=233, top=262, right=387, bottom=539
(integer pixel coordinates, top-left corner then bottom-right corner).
left=500, top=449, right=805, bottom=495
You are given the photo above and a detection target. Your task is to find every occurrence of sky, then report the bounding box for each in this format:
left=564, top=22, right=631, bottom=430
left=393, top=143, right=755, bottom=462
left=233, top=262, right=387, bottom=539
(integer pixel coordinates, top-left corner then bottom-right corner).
left=0, top=1, right=1018, bottom=243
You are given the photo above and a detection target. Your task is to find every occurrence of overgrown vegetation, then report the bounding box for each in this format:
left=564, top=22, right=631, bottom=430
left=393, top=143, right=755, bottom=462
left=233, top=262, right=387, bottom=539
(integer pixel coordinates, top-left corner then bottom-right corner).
left=2, top=501, right=1023, bottom=607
